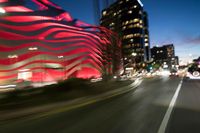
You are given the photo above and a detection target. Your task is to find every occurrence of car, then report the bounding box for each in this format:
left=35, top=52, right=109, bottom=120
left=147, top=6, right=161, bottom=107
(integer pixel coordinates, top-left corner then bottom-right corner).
left=186, top=63, right=200, bottom=79
left=170, top=69, right=178, bottom=76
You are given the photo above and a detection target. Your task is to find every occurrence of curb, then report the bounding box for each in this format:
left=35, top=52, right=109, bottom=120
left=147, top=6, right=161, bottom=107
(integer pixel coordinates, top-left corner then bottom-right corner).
left=0, top=78, right=142, bottom=122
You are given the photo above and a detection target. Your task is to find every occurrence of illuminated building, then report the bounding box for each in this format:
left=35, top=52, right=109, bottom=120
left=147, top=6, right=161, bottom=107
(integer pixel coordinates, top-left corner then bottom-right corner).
left=0, top=0, right=122, bottom=86
left=151, top=44, right=179, bottom=69
left=100, top=0, right=151, bottom=68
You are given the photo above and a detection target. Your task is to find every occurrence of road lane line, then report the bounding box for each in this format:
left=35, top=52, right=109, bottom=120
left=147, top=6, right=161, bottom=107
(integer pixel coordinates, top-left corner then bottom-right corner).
left=158, top=79, right=183, bottom=133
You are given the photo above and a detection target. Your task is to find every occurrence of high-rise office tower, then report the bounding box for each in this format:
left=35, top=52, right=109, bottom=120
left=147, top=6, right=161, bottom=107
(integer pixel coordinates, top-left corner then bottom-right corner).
left=100, top=0, right=151, bottom=67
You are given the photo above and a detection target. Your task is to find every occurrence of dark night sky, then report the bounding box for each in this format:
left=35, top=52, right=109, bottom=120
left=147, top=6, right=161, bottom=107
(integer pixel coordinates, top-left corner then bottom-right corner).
left=51, top=0, right=200, bottom=64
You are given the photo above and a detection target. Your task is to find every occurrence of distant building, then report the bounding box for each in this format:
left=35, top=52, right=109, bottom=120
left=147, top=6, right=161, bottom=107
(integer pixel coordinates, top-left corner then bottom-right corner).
left=100, top=0, right=151, bottom=68
left=151, top=44, right=179, bottom=69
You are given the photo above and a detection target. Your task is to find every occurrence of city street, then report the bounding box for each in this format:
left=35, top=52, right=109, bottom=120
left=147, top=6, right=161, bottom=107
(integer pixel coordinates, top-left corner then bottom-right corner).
left=0, top=0, right=200, bottom=133
left=1, top=76, right=199, bottom=133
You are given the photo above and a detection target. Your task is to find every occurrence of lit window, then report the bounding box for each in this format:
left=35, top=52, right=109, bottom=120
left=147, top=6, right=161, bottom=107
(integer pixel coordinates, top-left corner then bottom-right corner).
left=122, top=26, right=126, bottom=30
left=123, top=34, right=134, bottom=39
left=136, top=48, right=141, bottom=52
left=109, top=22, right=115, bottom=26
left=133, top=33, right=141, bottom=37
left=128, top=10, right=132, bottom=14
left=103, top=11, right=107, bottom=16
left=128, top=25, right=134, bottom=28
left=133, top=18, right=139, bottom=22
left=129, top=20, right=134, bottom=23
left=125, top=44, right=131, bottom=48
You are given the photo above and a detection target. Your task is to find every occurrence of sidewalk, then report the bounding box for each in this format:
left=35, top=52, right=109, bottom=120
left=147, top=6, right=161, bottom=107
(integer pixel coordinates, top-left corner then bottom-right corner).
left=0, top=78, right=142, bottom=122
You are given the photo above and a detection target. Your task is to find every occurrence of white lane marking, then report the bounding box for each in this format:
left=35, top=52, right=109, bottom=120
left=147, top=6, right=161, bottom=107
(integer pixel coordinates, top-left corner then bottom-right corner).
left=158, top=79, right=183, bottom=133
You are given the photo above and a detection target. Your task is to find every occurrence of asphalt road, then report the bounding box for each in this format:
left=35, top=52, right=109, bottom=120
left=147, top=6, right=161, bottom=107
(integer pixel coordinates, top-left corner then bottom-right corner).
left=166, top=78, right=200, bottom=133
left=0, top=76, right=199, bottom=133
